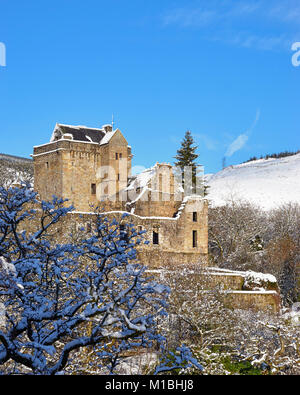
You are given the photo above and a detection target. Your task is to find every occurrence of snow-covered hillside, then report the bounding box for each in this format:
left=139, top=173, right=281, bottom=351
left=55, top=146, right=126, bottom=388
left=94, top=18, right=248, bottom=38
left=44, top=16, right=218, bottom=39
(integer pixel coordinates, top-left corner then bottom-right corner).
left=206, top=153, right=300, bottom=210
left=0, top=154, right=33, bottom=186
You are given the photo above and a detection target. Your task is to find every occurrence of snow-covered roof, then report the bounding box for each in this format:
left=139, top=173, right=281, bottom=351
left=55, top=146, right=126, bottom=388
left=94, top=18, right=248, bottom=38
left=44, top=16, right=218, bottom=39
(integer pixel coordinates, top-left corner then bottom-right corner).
left=99, top=129, right=118, bottom=145
left=50, top=123, right=110, bottom=144
left=126, top=165, right=157, bottom=193
left=49, top=123, right=126, bottom=146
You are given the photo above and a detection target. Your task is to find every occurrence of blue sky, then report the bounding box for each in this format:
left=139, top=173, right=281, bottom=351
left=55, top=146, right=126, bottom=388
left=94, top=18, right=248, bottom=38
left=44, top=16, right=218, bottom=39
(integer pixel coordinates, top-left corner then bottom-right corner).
left=0, top=0, right=299, bottom=174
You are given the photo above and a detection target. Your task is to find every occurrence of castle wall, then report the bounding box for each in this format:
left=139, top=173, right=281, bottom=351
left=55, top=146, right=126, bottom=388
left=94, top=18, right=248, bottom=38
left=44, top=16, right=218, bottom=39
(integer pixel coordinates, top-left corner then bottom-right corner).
left=99, top=130, right=131, bottom=201
left=63, top=144, right=101, bottom=211
left=179, top=198, right=208, bottom=254
left=133, top=200, right=182, bottom=218
left=223, top=291, right=280, bottom=313
left=33, top=140, right=102, bottom=210
left=126, top=164, right=185, bottom=218
left=62, top=205, right=208, bottom=268
left=204, top=272, right=245, bottom=291
left=33, top=142, right=64, bottom=201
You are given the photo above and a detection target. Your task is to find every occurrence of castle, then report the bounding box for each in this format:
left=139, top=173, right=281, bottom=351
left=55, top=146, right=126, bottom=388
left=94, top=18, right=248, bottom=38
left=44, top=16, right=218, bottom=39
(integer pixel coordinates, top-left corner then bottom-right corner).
left=33, top=123, right=208, bottom=267
left=31, top=122, right=281, bottom=312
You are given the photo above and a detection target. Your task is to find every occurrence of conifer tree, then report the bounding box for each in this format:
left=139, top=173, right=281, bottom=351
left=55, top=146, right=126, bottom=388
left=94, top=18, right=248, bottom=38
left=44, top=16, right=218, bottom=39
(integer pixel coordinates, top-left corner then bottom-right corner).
left=174, top=130, right=198, bottom=171
left=174, top=130, right=208, bottom=195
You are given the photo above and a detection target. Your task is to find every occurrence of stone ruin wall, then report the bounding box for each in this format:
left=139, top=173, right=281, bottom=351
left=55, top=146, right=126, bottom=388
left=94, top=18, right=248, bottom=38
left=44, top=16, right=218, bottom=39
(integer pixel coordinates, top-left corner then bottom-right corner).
left=20, top=200, right=280, bottom=312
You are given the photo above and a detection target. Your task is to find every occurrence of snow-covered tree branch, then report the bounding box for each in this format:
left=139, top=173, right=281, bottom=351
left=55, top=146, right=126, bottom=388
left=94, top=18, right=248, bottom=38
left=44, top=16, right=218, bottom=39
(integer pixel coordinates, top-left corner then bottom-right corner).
left=0, top=185, right=172, bottom=375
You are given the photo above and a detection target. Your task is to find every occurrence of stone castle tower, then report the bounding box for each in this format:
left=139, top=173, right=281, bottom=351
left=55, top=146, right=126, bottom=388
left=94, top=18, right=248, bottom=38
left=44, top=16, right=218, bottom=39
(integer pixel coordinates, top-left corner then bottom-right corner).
left=33, top=123, right=132, bottom=212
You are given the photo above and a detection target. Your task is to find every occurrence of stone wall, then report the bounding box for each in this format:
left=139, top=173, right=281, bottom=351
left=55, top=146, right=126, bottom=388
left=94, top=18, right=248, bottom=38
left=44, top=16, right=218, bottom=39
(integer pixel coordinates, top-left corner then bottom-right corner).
left=205, top=272, right=245, bottom=291
left=147, top=268, right=281, bottom=313
left=223, top=291, right=281, bottom=313
left=67, top=201, right=208, bottom=267
left=33, top=133, right=131, bottom=213
left=33, top=141, right=64, bottom=201
left=205, top=267, right=281, bottom=312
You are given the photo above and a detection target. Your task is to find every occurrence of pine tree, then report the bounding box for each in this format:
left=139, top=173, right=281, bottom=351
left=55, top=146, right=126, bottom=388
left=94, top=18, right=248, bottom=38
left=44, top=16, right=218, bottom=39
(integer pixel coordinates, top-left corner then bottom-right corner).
left=174, top=130, right=198, bottom=170
left=174, top=130, right=208, bottom=195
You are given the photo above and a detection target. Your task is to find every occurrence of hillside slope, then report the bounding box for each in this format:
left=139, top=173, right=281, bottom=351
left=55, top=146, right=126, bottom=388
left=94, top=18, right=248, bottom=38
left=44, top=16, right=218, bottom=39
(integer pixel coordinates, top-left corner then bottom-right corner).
left=206, top=153, right=300, bottom=210
left=0, top=153, right=33, bottom=186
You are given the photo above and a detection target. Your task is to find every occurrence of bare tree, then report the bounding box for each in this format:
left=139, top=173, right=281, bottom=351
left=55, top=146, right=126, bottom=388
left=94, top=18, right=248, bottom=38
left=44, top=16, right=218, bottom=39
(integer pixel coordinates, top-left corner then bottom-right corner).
left=209, top=200, right=300, bottom=305
left=208, top=200, right=265, bottom=271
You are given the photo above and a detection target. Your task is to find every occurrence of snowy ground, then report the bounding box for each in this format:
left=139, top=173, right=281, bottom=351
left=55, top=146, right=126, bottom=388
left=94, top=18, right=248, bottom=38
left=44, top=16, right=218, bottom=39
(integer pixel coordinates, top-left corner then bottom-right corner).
left=206, top=154, right=300, bottom=210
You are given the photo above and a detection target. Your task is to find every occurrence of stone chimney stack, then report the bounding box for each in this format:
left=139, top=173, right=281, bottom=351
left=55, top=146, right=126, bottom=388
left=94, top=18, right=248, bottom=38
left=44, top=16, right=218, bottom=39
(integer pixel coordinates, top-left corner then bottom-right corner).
left=102, top=124, right=113, bottom=133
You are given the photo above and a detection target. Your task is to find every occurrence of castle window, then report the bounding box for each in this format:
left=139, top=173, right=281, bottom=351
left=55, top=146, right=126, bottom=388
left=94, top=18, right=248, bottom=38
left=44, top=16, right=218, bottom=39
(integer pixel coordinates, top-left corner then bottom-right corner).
left=193, top=212, right=198, bottom=222
left=120, top=224, right=129, bottom=243
left=193, top=231, right=197, bottom=248
left=91, top=183, right=96, bottom=195
left=45, top=162, right=49, bottom=169
left=115, top=153, right=119, bottom=160
left=159, top=174, right=163, bottom=189
left=153, top=231, right=159, bottom=245
left=119, top=153, right=122, bottom=159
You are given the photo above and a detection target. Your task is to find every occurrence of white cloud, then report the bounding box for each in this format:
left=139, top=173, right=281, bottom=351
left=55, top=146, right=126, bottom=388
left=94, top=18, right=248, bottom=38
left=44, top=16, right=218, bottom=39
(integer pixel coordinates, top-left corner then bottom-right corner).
left=162, top=0, right=298, bottom=51
left=268, top=2, right=300, bottom=23
left=225, top=109, right=260, bottom=157
left=194, top=133, right=218, bottom=151
left=162, top=1, right=260, bottom=28
left=163, top=7, right=216, bottom=28
left=225, top=134, right=249, bottom=157
left=0, top=42, right=6, bottom=67
left=215, top=31, right=290, bottom=51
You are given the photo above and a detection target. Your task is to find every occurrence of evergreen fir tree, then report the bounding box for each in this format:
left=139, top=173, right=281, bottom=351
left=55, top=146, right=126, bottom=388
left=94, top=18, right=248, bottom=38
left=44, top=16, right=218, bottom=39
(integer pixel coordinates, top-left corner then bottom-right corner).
left=174, top=130, right=208, bottom=196
left=174, top=130, right=198, bottom=170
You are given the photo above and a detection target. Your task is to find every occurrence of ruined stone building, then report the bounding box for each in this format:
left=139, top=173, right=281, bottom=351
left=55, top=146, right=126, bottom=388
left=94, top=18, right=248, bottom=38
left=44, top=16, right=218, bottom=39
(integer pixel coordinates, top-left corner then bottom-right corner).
left=33, top=123, right=208, bottom=267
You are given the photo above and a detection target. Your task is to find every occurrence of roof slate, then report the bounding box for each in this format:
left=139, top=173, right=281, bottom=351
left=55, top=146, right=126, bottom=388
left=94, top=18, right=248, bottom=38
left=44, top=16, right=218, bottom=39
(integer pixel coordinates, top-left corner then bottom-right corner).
left=53, top=124, right=106, bottom=144
left=51, top=123, right=106, bottom=144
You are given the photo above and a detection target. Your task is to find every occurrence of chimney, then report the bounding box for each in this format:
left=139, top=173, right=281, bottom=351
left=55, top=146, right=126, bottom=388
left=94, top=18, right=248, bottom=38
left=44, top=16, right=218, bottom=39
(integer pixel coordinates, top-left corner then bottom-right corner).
left=102, top=124, right=113, bottom=133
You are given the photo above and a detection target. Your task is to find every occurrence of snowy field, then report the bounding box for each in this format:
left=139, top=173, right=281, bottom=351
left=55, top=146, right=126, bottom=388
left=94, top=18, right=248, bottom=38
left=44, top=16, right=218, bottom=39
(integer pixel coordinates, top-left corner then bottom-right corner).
left=206, top=154, right=300, bottom=210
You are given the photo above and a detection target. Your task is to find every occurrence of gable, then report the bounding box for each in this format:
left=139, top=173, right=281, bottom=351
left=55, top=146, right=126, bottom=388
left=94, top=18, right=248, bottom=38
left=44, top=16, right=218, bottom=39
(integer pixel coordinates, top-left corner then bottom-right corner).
left=103, top=128, right=128, bottom=147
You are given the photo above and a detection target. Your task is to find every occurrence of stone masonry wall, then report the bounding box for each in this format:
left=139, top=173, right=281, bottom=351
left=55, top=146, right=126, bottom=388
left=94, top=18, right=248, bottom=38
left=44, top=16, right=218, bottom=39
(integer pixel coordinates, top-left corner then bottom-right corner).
left=67, top=207, right=208, bottom=267
left=33, top=134, right=130, bottom=213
